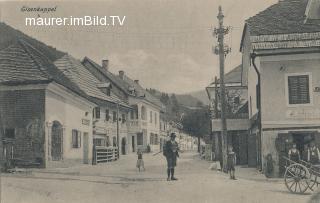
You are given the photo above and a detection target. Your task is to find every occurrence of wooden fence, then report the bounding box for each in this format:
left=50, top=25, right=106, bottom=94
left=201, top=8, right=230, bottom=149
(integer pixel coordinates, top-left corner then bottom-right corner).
left=93, top=146, right=118, bottom=165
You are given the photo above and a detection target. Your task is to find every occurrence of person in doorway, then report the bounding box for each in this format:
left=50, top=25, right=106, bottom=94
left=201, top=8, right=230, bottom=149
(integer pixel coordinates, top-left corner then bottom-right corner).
left=288, top=143, right=300, bottom=163
left=163, top=132, right=179, bottom=181
left=136, top=149, right=145, bottom=172
left=308, top=142, right=320, bottom=165
left=227, top=145, right=236, bottom=180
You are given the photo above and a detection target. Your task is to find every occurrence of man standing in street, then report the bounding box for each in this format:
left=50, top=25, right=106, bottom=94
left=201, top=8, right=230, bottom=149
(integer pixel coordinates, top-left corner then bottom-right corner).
left=163, top=132, right=179, bottom=181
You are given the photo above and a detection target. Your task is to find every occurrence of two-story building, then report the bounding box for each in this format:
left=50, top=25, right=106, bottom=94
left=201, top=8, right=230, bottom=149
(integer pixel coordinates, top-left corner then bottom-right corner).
left=54, top=55, right=131, bottom=156
left=206, top=65, right=250, bottom=165
left=82, top=58, right=164, bottom=152
left=241, top=0, right=320, bottom=176
left=0, top=40, right=95, bottom=168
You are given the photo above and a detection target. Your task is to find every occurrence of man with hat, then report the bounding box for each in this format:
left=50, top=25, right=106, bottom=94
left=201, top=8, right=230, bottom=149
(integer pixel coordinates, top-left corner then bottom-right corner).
left=163, top=132, right=179, bottom=181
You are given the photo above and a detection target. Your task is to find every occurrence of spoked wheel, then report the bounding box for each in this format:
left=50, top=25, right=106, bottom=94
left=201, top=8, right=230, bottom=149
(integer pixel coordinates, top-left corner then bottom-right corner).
left=308, top=174, right=317, bottom=191
left=284, top=163, right=310, bottom=194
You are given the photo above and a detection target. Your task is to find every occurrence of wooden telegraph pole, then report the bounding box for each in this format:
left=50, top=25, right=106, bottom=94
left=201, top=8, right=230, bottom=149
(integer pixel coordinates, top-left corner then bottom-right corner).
left=213, top=6, right=231, bottom=171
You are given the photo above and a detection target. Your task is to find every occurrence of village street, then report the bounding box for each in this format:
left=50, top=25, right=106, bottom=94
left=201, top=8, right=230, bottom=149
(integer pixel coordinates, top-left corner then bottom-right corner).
left=0, top=151, right=315, bottom=203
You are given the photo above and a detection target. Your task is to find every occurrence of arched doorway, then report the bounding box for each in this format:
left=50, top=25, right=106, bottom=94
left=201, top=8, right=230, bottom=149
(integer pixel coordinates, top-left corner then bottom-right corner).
left=121, top=137, right=127, bottom=155
left=51, top=121, right=63, bottom=161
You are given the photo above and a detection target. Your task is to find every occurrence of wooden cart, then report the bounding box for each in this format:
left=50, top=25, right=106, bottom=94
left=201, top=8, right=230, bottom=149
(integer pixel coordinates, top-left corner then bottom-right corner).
left=283, top=156, right=320, bottom=194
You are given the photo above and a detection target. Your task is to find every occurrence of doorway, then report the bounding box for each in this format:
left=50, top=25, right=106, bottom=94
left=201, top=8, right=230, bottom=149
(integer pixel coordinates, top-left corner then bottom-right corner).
left=291, top=132, right=315, bottom=159
left=51, top=121, right=63, bottom=161
left=132, top=136, right=135, bottom=152
left=83, top=133, right=89, bottom=164
left=121, top=137, right=127, bottom=155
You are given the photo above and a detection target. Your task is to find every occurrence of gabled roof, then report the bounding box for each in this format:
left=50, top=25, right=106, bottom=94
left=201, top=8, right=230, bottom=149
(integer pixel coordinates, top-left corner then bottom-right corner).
left=0, top=40, right=88, bottom=100
left=207, top=65, right=243, bottom=88
left=82, top=57, right=131, bottom=95
left=54, top=55, right=130, bottom=108
left=246, top=0, right=320, bottom=36
left=0, top=22, right=65, bottom=61
left=121, top=74, right=164, bottom=109
left=82, top=57, right=164, bottom=109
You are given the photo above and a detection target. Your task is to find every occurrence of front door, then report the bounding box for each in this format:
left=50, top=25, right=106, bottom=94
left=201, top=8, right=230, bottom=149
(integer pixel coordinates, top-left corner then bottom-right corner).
left=83, top=133, right=89, bottom=164
left=51, top=121, right=63, bottom=161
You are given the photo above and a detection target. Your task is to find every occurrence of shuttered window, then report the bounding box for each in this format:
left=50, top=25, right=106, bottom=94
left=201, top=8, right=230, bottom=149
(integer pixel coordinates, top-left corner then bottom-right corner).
left=72, top=129, right=81, bottom=148
left=288, top=75, right=310, bottom=104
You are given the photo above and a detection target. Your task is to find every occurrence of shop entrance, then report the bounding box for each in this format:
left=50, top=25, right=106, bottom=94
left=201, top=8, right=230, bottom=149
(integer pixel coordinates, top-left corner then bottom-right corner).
left=290, top=131, right=316, bottom=160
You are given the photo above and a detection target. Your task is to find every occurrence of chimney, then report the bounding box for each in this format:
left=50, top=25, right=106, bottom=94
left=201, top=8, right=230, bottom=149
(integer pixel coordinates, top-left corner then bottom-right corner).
left=134, top=80, right=139, bottom=84
left=102, top=60, right=109, bottom=71
left=119, top=70, right=125, bottom=80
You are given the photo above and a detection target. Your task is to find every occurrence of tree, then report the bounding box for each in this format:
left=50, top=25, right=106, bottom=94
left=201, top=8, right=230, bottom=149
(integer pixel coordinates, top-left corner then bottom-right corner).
left=170, top=94, right=180, bottom=117
left=181, top=106, right=210, bottom=152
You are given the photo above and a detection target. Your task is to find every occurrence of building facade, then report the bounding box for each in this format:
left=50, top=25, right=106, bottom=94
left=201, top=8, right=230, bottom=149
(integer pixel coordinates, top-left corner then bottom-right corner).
left=241, top=0, right=320, bottom=176
left=54, top=55, right=131, bottom=156
left=0, top=41, right=95, bottom=168
left=82, top=58, right=164, bottom=152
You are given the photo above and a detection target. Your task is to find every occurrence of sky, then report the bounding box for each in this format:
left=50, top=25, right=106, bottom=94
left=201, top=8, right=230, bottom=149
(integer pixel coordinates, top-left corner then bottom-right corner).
left=0, top=0, right=278, bottom=94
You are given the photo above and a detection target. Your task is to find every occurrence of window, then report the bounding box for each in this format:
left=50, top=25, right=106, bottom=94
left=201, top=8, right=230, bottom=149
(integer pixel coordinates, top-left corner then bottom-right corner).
left=93, top=107, right=100, bottom=119
left=122, top=114, right=126, bottom=123
left=155, top=113, right=157, bottom=125
left=141, top=106, right=146, bottom=120
left=150, top=133, right=154, bottom=144
left=155, top=134, right=159, bottom=145
left=5, top=128, right=15, bottom=139
left=105, top=109, right=110, bottom=121
left=72, top=129, right=81, bottom=148
left=288, top=74, right=311, bottom=105
left=113, top=111, right=117, bottom=122
left=93, top=138, right=102, bottom=146
left=150, top=111, right=153, bottom=123
left=130, top=110, right=134, bottom=120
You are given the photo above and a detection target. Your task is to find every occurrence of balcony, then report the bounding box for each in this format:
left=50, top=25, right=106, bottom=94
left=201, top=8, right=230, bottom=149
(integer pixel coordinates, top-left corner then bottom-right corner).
left=128, top=119, right=148, bottom=133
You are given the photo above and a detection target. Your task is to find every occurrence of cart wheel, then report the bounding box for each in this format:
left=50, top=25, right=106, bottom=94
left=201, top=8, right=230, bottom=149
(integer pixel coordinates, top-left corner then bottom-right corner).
left=284, top=163, right=310, bottom=194
left=308, top=174, right=318, bottom=191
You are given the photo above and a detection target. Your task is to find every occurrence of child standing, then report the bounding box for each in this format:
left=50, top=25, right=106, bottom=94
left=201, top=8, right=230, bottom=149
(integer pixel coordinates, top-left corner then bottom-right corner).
left=227, top=146, right=236, bottom=180
left=136, top=149, right=145, bottom=172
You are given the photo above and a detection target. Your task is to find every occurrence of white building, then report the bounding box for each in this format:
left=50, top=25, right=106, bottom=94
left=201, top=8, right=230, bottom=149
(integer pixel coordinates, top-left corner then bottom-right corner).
left=82, top=58, right=164, bottom=152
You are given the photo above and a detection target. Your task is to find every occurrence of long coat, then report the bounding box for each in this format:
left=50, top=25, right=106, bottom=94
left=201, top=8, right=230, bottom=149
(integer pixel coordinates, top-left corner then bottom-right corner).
left=163, top=140, right=179, bottom=168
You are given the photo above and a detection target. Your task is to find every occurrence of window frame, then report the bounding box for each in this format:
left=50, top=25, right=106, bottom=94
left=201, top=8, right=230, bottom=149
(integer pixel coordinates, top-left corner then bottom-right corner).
left=285, top=72, right=313, bottom=107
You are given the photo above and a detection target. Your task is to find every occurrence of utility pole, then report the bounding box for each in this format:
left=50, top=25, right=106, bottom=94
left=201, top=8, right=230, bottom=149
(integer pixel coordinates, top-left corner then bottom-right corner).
left=213, top=6, right=231, bottom=171
left=214, top=76, right=222, bottom=163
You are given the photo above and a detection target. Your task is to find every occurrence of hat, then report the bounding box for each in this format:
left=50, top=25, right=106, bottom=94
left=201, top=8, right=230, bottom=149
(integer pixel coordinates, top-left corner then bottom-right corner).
left=170, top=133, right=176, bottom=138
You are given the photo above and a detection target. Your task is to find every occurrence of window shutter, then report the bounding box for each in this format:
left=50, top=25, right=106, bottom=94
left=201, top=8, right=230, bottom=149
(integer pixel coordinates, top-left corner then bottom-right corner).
left=288, top=75, right=310, bottom=104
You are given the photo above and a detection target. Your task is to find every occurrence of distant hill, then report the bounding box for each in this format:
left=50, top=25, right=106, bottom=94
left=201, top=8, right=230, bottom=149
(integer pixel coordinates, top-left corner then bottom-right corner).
left=188, top=90, right=210, bottom=105
left=175, top=94, right=203, bottom=108
left=0, top=22, right=65, bottom=61
left=176, top=90, right=209, bottom=107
